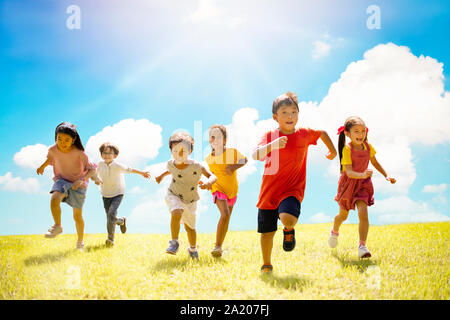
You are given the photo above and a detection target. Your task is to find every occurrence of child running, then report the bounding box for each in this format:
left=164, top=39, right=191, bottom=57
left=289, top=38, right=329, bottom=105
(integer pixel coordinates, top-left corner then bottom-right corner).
left=253, top=92, right=337, bottom=274
left=329, top=116, right=396, bottom=258
left=94, top=142, right=151, bottom=247
left=156, top=131, right=217, bottom=259
left=205, top=124, right=248, bottom=257
left=36, top=122, right=97, bottom=251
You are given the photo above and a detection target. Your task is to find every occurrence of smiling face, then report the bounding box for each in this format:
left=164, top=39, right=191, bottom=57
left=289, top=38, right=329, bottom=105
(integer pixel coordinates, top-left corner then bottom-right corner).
left=101, top=147, right=118, bottom=164
left=273, top=104, right=299, bottom=134
left=171, top=142, right=191, bottom=164
left=209, top=127, right=226, bottom=154
left=345, top=124, right=367, bottom=146
left=56, top=133, right=75, bottom=152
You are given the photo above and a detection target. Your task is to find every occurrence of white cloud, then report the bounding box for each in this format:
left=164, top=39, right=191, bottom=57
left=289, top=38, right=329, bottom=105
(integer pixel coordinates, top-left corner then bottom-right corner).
left=312, top=40, right=331, bottom=59
left=85, top=119, right=163, bottom=167
left=308, top=212, right=333, bottom=223
left=422, top=183, right=448, bottom=204
left=13, top=143, right=48, bottom=169
left=0, top=172, right=40, bottom=194
left=371, top=196, right=449, bottom=224
left=422, top=183, right=447, bottom=194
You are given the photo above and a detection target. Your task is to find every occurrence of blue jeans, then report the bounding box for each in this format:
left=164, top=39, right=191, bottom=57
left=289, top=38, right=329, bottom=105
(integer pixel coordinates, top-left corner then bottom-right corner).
left=102, top=194, right=124, bottom=241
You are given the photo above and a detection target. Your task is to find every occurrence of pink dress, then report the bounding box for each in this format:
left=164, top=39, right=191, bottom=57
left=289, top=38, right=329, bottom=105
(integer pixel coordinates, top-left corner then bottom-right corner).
left=335, top=141, right=374, bottom=211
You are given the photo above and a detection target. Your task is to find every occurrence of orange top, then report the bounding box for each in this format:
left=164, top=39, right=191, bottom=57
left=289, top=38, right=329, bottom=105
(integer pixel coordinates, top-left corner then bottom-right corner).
left=256, top=127, right=322, bottom=209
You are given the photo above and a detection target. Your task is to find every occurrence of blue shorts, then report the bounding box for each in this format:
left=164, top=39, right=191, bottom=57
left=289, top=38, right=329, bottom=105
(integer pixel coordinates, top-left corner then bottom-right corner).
left=257, top=196, right=301, bottom=233
left=50, top=178, right=87, bottom=209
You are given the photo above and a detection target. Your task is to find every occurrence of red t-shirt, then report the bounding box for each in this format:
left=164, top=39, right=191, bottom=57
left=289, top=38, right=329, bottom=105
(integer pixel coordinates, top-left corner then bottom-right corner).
left=256, top=127, right=322, bottom=209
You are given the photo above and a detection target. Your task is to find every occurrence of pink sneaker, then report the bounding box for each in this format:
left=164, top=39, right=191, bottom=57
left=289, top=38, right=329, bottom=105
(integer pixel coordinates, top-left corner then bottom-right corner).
left=44, top=225, right=62, bottom=238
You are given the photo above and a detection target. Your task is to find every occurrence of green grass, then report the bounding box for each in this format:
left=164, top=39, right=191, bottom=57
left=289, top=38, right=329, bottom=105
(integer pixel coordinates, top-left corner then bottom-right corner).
left=1, top=222, right=449, bottom=299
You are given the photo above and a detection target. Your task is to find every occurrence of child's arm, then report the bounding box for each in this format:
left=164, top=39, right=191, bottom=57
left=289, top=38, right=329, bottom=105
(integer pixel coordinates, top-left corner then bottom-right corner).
left=370, top=156, right=396, bottom=184
left=225, top=157, right=248, bottom=175
left=130, top=168, right=151, bottom=179
left=252, top=136, right=288, bottom=161
left=36, top=158, right=50, bottom=175
left=156, top=171, right=170, bottom=184
left=90, top=172, right=103, bottom=185
left=73, top=168, right=97, bottom=190
left=319, top=131, right=337, bottom=160
left=344, top=165, right=373, bottom=179
left=199, top=166, right=217, bottom=190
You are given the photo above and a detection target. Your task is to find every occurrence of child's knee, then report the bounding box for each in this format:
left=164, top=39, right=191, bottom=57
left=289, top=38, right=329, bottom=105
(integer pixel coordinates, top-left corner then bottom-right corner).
left=51, top=192, right=64, bottom=204
left=171, top=209, right=183, bottom=216
left=73, top=211, right=83, bottom=222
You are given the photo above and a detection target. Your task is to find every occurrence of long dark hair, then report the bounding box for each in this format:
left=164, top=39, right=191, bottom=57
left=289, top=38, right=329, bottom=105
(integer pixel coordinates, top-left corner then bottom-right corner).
left=54, top=122, right=84, bottom=151
left=338, top=116, right=366, bottom=172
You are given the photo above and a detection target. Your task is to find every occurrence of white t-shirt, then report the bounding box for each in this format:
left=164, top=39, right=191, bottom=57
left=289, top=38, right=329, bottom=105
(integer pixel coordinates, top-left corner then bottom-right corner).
left=97, top=161, right=132, bottom=198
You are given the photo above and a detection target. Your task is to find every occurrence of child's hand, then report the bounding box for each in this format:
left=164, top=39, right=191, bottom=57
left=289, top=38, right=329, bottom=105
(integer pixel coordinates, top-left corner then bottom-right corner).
left=72, top=180, right=83, bottom=190
left=325, top=150, right=337, bottom=160
left=93, top=178, right=103, bottom=185
left=155, top=175, right=163, bottom=184
left=142, top=171, right=151, bottom=179
left=36, top=166, right=45, bottom=175
left=270, top=136, right=288, bottom=150
left=364, top=169, right=373, bottom=178
left=225, top=165, right=234, bottom=175
left=198, top=181, right=212, bottom=190
left=386, top=177, right=396, bottom=184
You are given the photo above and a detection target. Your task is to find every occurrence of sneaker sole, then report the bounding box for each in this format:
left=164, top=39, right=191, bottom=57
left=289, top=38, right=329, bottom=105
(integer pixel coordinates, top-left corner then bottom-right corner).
left=44, top=233, right=62, bottom=238
left=166, top=250, right=177, bottom=255
left=360, top=252, right=372, bottom=258
left=120, top=218, right=127, bottom=234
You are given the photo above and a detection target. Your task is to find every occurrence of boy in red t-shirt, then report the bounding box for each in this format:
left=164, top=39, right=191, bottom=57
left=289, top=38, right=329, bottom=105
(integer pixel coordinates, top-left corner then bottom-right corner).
left=252, top=92, right=337, bottom=274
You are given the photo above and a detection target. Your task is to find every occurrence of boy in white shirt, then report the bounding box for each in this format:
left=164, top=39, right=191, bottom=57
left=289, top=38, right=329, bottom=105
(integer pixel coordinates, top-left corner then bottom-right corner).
left=94, top=142, right=151, bottom=246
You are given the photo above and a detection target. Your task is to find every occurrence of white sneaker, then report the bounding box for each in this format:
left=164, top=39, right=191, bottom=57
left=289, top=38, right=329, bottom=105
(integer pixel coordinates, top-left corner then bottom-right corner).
left=44, top=225, right=63, bottom=238
left=76, top=241, right=84, bottom=252
left=358, top=245, right=372, bottom=258
left=328, top=230, right=338, bottom=248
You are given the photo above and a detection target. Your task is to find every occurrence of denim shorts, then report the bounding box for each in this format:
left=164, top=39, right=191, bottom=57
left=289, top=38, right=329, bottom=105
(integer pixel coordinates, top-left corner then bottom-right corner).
left=257, top=196, right=301, bottom=233
left=50, top=178, right=87, bottom=209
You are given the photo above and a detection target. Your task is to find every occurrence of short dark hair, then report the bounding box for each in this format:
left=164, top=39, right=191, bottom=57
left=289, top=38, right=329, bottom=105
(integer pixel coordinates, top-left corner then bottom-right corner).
left=272, top=91, right=299, bottom=114
left=169, top=132, right=194, bottom=152
left=99, top=142, right=120, bottom=155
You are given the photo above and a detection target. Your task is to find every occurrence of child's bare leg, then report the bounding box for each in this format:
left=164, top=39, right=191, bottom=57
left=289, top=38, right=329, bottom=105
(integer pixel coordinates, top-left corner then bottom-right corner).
left=261, top=231, right=276, bottom=266
left=184, top=224, right=197, bottom=248
left=356, top=201, right=369, bottom=244
left=215, top=200, right=233, bottom=247
left=50, top=191, right=65, bottom=226
left=333, top=208, right=349, bottom=233
left=170, top=209, right=183, bottom=240
left=279, top=213, right=297, bottom=229
left=73, top=208, right=84, bottom=242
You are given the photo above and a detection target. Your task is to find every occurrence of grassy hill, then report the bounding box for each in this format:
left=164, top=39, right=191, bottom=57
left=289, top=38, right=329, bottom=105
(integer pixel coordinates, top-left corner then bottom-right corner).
left=1, top=222, right=448, bottom=299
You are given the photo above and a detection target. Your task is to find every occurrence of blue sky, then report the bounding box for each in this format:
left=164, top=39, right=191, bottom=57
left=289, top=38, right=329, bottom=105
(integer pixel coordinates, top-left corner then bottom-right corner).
left=0, top=0, right=449, bottom=236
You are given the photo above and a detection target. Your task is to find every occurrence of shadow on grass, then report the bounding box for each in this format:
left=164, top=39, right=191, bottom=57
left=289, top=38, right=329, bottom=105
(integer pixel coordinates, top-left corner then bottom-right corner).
left=24, top=250, right=74, bottom=266
left=85, top=244, right=109, bottom=253
left=153, top=254, right=219, bottom=273
left=260, top=273, right=313, bottom=291
left=24, top=244, right=109, bottom=266
left=332, top=251, right=378, bottom=273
